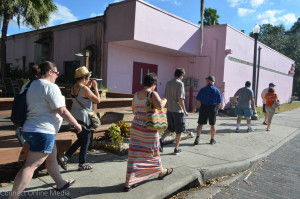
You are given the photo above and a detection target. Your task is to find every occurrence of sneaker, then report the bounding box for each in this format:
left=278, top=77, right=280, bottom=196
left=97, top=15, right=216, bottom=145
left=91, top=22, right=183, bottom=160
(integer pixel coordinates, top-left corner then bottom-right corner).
left=194, top=136, right=200, bottom=145
left=263, top=121, right=268, bottom=125
left=247, top=127, right=255, bottom=132
left=235, top=128, right=240, bottom=133
left=159, top=139, right=164, bottom=152
left=210, top=139, right=216, bottom=145
left=174, top=148, right=182, bottom=155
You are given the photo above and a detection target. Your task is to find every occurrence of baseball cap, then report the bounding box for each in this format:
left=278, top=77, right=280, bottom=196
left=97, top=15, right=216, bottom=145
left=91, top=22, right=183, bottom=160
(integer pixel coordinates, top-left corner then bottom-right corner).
left=269, top=83, right=276, bottom=87
left=206, top=76, right=215, bottom=82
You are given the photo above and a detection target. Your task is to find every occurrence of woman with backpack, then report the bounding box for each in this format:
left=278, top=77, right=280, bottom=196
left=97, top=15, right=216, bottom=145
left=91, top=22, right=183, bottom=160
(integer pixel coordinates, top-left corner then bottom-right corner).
left=9, top=61, right=82, bottom=199
left=264, top=87, right=280, bottom=131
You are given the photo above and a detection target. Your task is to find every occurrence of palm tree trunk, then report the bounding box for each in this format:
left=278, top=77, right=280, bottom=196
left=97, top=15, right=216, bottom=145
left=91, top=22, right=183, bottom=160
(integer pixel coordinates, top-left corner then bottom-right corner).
left=200, top=0, right=205, bottom=54
left=0, top=15, right=9, bottom=79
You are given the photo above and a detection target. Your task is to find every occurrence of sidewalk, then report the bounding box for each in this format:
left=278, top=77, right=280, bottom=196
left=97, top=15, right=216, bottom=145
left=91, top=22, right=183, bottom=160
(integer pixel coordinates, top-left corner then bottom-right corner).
left=1, top=108, right=300, bottom=199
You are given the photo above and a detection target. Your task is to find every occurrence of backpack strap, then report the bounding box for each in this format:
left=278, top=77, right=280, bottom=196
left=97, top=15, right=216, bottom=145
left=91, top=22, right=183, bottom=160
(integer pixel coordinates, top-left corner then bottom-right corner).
left=23, top=80, right=33, bottom=92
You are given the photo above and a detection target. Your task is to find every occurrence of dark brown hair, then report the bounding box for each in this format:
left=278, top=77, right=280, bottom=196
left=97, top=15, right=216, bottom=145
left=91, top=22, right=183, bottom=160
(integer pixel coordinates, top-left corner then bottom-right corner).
left=144, top=73, right=157, bottom=87
left=268, top=87, right=275, bottom=93
left=38, top=61, right=57, bottom=78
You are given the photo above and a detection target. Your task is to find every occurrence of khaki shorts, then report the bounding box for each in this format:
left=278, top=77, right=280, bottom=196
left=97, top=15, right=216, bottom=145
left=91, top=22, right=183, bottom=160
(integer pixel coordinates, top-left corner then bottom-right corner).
left=265, top=106, right=275, bottom=120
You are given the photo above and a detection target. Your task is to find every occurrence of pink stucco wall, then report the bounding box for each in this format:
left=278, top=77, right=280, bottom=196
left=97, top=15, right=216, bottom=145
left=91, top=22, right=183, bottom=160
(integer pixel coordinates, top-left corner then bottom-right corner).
left=224, top=25, right=294, bottom=107
left=6, top=17, right=103, bottom=74
left=107, top=43, right=176, bottom=96
left=105, top=0, right=200, bottom=56
left=134, top=1, right=200, bottom=55
left=6, top=34, right=36, bottom=68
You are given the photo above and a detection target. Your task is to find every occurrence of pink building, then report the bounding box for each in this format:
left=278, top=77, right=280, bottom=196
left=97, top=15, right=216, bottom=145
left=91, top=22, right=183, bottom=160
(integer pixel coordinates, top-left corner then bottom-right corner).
left=6, top=0, right=294, bottom=109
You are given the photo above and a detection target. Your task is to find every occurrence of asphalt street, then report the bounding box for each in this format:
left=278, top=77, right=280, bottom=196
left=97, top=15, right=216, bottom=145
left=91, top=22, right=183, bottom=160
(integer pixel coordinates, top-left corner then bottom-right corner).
left=212, top=132, right=300, bottom=199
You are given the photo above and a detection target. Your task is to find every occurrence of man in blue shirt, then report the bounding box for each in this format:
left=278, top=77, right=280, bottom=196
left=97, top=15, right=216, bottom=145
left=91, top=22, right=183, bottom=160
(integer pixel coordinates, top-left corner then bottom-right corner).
left=192, top=76, right=222, bottom=145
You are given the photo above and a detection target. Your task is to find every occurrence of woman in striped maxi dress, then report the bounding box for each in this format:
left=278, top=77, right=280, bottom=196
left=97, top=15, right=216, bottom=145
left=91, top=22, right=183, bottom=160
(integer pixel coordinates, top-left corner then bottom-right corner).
left=125, top=73, right=173, bottom=191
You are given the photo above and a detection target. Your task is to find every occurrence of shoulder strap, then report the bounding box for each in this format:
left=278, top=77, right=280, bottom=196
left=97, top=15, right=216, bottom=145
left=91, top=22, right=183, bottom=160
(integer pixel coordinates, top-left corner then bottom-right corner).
left=73, top=86, right=90, bottom=114
left=24, top=80, right=33, bottom=90
left=147, top=91, right=153, bottom=105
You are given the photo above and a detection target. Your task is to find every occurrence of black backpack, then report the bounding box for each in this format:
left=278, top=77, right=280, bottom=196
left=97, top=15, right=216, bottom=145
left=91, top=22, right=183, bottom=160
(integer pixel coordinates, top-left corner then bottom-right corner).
left=11, top=80, right=33, bottom=127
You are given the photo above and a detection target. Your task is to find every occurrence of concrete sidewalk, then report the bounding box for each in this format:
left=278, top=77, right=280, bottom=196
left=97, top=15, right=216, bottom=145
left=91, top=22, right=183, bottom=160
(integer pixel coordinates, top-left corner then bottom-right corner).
left=1, top=108, right=300, bottom=199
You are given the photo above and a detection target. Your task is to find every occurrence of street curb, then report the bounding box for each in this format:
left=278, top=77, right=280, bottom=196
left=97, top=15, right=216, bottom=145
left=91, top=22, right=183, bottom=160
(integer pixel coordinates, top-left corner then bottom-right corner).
left=199, top=128, right=300, bottom=181
left=126, top=166, right=202, bottom=199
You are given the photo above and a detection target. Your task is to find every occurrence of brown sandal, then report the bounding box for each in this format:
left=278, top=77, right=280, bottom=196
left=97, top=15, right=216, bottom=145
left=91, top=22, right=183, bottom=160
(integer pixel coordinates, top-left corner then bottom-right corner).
left=158, top=168, right=173, bottom=180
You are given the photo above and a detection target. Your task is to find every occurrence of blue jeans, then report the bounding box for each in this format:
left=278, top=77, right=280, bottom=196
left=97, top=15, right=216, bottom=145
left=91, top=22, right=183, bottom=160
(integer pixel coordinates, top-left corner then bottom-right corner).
left=65, top=128, right=91, bottom=165
left=22, top=132, right=55, bottom=154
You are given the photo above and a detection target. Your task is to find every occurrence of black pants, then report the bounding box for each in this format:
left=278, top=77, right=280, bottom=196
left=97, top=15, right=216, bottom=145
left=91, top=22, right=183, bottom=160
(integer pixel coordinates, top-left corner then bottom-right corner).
left=65, top=127, right=91, bottom=165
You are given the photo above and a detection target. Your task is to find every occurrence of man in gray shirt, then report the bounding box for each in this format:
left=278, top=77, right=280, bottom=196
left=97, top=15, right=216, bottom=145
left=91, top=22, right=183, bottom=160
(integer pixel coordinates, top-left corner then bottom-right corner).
left=160, top=68, right=188, bottom=155
left=234, top=81, right=256, bottom=133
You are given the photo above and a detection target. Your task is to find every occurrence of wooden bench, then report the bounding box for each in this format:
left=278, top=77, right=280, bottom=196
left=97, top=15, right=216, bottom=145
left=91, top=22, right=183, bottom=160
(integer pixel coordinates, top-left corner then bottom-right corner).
left=0, top=131, right=77, bottom=165
left=0, top=93, right=134, bottom=165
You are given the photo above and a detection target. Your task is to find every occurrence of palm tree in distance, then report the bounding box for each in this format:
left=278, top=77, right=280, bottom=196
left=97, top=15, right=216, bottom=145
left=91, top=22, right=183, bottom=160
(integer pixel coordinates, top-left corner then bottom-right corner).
left=0, top=0, right=57, bottom=78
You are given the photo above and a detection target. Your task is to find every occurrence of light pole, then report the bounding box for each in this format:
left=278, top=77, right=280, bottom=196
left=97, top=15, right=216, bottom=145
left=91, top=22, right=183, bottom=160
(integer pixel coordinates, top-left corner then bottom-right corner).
left=252, top=24, right=260, bottom=120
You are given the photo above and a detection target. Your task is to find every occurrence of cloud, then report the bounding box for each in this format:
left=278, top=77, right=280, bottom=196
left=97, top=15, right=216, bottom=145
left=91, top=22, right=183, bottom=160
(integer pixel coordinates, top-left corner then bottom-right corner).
left=90, top=13, right=103, bottom=18
left=278, top=13, right=297, bottom=25
left=238, top=8, right=256, bottom=17
left=157, top=0, right=182, bottom=6
left=257, top=10, right=297, bottom=26
left=250, top=0, right=265, bottom=7
left=227, top=0, right=247, bottom=7
left=48, top=4, right=77, bottom=26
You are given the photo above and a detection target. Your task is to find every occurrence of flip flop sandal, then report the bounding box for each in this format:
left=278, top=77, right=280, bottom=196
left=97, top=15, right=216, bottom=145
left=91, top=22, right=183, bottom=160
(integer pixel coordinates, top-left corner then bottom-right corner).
left=57, top=157, right=68, bottom=171
left=158, top=168, right=173, bottom=180
left=78, top=165, right=93, bottom=171
left=55, top=179, right=75, bottom=192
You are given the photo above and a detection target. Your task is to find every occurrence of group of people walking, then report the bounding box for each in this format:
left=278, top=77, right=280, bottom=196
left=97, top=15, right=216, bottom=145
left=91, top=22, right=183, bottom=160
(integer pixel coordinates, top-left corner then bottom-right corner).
left=8, top=63, right=280, bottom=197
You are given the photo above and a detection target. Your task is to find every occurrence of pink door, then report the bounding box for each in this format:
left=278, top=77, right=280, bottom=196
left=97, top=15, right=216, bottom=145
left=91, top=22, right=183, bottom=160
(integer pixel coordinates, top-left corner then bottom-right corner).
left=132, top=62, right=158, bottom=94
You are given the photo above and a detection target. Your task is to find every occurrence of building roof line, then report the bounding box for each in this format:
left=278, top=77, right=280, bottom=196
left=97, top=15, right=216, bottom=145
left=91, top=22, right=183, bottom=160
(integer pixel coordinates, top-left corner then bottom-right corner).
left=107, top=0, right=200, bottom=29
left=7, top=16, right=104, bottom=39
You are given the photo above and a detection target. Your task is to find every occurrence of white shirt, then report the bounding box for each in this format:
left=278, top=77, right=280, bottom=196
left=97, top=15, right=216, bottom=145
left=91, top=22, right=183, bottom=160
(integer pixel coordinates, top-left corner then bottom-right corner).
left=22, top=79, right=65, bottom=134
left=261, top=88, right=268, bottom=104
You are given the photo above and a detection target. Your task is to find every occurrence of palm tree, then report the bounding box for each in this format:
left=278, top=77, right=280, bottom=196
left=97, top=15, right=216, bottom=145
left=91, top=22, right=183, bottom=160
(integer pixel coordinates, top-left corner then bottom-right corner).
left=0, top=0, right=57, bottom=78
left=201, top=8, right=219, bottom=26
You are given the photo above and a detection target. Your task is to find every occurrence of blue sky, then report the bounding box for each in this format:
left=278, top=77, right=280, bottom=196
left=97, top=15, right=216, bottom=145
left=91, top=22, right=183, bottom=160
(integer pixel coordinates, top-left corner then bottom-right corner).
left=7, top=0, right=300, bottom=36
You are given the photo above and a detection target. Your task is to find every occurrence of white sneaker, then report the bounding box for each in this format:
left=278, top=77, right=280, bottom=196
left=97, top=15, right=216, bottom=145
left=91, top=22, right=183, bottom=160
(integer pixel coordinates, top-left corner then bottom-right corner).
left=247, top=127, right=255, bottom=132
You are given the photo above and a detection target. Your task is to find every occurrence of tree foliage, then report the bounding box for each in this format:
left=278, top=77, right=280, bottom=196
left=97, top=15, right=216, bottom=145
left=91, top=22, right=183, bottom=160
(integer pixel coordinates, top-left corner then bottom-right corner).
left=0, top=0, right=57, bottom=78
left=199, top=8, right=219, bottom=26
left=250, top=19, right=300, bottom=97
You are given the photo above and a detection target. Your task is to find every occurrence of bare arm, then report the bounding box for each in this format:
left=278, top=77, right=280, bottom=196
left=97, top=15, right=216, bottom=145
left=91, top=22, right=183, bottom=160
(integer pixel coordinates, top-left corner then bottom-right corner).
left=192, top=100, right=200, bottom=113
left=131, top=97, right=135, bottom=115
left=250, top=97, right=256, bottom=111
left=55, top=107, right=82, bottom=133
left=178, top=98, right=188, bottom=117
left=216, top=103, right=221, bottom=114
left=151, top=91, right=167, bottom=109
left=83, top=80, right=101, bottom=104
left=233, top=94, right=238, bottom=104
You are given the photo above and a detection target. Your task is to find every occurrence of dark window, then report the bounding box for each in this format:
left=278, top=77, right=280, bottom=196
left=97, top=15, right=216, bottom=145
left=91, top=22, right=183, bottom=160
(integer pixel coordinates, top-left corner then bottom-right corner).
left=64, top=61, right=80, bottom=75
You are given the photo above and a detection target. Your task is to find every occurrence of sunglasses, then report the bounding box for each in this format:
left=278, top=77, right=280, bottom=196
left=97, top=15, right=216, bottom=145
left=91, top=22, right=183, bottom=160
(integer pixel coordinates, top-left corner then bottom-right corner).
left=52, top=70, right=60, bottom=75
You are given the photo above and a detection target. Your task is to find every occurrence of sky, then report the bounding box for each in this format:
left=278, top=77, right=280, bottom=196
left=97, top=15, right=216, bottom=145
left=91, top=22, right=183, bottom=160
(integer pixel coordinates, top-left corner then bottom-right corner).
left=7, top=0, right=300, bottom=36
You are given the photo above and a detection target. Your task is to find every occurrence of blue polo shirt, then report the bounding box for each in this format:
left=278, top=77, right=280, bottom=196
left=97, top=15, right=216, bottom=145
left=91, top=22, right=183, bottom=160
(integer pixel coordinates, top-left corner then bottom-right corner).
left=196, top=85, right=222, bottom=106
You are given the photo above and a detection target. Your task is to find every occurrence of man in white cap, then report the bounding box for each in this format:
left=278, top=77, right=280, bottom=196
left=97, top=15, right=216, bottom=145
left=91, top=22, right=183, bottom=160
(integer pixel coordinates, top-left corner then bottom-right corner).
left=261, top=83, right=276, bottom=125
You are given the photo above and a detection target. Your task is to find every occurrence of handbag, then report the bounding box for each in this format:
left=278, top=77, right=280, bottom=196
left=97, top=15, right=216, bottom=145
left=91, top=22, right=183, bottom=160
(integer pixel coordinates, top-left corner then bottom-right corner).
left=145, top=91, right=168, bottom=131
left=272, top=95, right=280, bottom=108
left=11, top=80, right=33, bottom=127
left=73, top=87, right=101, bottom=129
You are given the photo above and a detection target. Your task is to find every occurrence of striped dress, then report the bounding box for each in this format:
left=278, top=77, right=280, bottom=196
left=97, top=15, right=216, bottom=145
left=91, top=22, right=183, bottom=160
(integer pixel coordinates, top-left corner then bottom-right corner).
left=125, top=93, right=163, bottom=186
